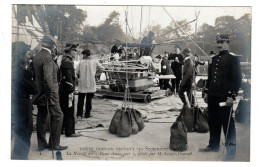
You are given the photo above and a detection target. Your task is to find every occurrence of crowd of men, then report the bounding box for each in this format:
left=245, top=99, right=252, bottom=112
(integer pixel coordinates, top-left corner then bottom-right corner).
left=155, top=34, right=242, bottom=160
left=11, top=33, right=242, bottom=161
left=12, top=37, right=104, bottom=159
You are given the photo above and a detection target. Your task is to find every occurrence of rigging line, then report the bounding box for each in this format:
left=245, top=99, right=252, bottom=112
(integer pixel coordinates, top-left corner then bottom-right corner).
left=162, top=7, right=208, bottom=57
left=139, top=6, right=143, bottom=40
left=122, top=7, right=136, bottom=42
left=131, top=6, right=134, bottom=38
left=155, top=18, right=197, bottom=39
left=148, top=6, right=151, bottom=31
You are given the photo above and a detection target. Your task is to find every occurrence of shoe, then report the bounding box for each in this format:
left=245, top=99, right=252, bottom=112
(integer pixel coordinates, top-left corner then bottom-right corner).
left=49, top=145, right=68, bottom=151
left=85, top=115, right=93, bottom=118
left=66, top=133, right=82, bottom=137
left=38, top=145, right=49, bottom=152
left=77, top=116, right=82, bottom=119
left=199, top=146, right=219, bottom=152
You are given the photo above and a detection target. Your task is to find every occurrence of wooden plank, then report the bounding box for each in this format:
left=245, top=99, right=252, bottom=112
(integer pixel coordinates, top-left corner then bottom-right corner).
left=148, top=75, right=176, bottom=79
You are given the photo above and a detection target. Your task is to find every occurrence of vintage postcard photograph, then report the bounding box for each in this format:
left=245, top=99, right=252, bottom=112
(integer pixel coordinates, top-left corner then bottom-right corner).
left=9, top=2, right=251, bottom=162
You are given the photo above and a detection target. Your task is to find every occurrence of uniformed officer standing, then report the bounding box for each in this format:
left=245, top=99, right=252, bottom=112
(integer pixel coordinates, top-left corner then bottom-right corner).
left=59, top=48, right=80, bottom=137
left=199, top=34, right=242, bottom=160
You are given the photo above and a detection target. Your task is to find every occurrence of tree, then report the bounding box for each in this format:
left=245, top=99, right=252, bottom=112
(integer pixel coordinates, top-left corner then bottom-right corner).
left=15, top=5, right=88, bottom=45
left=197, top=14, right=251, bottom=61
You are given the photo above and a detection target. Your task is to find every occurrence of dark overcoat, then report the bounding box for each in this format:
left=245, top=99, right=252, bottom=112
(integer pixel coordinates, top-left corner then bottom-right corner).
left=32, top=48, right=60, bottom=106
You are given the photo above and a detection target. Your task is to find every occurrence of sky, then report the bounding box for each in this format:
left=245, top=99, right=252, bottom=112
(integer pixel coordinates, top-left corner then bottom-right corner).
left=76, top=6, right=251, bottom=37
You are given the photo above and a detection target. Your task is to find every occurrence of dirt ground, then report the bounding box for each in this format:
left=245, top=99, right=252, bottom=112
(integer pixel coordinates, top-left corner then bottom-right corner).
left=24, top=86, right=250, bottom=161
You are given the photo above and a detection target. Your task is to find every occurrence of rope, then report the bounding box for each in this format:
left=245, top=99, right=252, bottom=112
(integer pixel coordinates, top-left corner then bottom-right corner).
left=162, top=7, right=208, bottom=57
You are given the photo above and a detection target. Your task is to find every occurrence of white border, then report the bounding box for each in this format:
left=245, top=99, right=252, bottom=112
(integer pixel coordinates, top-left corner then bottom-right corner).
left=1, top=0, right=259, bottom=167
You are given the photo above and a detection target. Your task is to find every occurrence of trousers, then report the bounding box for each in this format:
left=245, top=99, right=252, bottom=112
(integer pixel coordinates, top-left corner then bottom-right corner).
left=37, top=104, right=63, bottom=149
left=207, top=95, right=236, bottom=153
left=60, top=93, right=75, bottom=136
left=77, top=93, right=94, bottom=118
left=171, top=78, right=181, bottom=93
left=178, top=82, right=194, bottom=106
left=12, top=103, right=33, bottom=160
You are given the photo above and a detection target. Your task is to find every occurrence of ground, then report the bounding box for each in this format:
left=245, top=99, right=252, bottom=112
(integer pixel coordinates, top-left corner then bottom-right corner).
left=23, top=86, right=250, bottom=161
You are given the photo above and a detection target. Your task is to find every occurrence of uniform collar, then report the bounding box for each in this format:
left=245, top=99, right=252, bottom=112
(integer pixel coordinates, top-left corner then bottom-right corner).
left=219, top=50, right=229, bottom=55
left=42, top=47, right=52, bottom=54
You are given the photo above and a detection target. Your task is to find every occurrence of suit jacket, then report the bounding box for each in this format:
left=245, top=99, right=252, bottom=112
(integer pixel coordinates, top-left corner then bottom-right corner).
left=161, top=58, right=173, bottom=75
left=168, top=53, right=184, bottom=79
left=181, top=57, right=195, bottom=86
left=32, top=48, right=60, bottom=106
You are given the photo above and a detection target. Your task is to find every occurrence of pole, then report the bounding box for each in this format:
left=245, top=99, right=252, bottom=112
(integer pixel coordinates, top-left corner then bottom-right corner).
left=223, top=106, right=233, bottom=154
left=46, top=100, right=54, bottom=159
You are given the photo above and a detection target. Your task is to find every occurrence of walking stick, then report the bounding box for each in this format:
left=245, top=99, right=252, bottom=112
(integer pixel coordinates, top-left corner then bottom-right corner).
left=222, top=106, right=233, bottom=154
left=46, top=100, right=55, bottom=159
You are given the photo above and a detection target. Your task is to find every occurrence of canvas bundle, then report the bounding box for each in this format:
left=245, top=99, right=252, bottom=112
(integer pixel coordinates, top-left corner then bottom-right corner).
left=180, top=105, right=209, bottom=133
left=235, top=100, right=250, bottom=124
left=196, top=78, right=207, bottom=88
left=194, top=106, right=209, bottom=133
left=180, top=105, right=195, bottom=132
left=109, top=108, right=145, bottom=137
left=170, top=116, right=188, bottom=151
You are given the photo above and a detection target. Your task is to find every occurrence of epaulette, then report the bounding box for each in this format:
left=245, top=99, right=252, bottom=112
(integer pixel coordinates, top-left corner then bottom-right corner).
left=229, top=52, right=242, bottom=57
left=208, top=55, right=216, bottom=64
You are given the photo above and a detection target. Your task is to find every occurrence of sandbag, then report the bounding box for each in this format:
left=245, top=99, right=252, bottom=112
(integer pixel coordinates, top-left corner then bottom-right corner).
left=109, top=109, right=122, bottom=134
left=131, top=111, right=139, bottom=134
left=170, top=116, right=188, bottom=151
left=196, top=78, right=207, bottom=88
left=194, top=106, right=209, bottom=133
left=133, top=109, right=145, bottom=131
left=235, top=100, right=250, bottom=124
left=117, top=110, right=133, bottom=137
left=180, top=105, right=195, bottom=132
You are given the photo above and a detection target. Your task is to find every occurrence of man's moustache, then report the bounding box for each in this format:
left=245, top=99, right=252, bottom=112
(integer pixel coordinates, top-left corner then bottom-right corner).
left=217, top=46, right=222, bottom=49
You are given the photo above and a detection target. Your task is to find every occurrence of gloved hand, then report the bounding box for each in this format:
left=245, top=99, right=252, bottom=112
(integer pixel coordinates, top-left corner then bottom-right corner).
left=225, top=97, right=234, bottom=106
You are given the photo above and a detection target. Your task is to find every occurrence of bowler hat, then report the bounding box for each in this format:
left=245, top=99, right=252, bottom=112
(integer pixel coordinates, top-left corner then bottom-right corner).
left=182, top=48, right=192, bottom=56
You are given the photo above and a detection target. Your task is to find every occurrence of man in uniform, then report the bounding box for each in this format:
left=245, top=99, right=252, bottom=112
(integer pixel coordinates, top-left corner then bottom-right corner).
left=199, top=34, right=242, bottom=161
left=32, top=37, right=68, bottom=151
left=59, top=48, right=80, bottom=137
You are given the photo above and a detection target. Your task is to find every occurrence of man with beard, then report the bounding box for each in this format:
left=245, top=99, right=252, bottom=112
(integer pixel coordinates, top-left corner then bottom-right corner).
left=199, top=34, right=242, bottom=161
left=32, top=37, right=68, bottom=151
